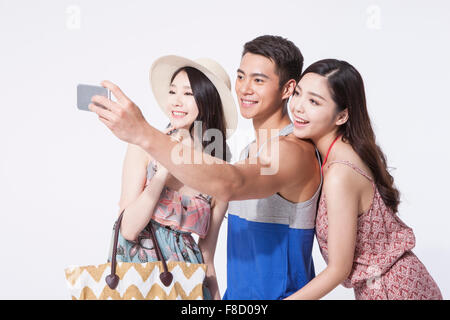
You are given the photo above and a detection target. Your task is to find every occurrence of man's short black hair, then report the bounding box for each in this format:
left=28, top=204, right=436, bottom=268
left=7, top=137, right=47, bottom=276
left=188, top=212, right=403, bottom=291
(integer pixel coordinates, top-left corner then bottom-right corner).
left=242, top=35, right=303, bottom=88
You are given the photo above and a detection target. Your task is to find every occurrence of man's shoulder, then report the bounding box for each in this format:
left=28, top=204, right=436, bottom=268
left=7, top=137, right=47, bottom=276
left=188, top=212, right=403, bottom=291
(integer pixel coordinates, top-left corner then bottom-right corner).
left=256, top=134, right=317, bottom=178
left=278, top=135, right=316, bottom=158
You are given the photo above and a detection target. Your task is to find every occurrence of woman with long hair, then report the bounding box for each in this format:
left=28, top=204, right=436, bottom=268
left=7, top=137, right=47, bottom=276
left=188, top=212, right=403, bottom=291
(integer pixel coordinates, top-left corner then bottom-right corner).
left=104, top=56, right=237, bottom=300
left=285, top=59, right=442, bottom=300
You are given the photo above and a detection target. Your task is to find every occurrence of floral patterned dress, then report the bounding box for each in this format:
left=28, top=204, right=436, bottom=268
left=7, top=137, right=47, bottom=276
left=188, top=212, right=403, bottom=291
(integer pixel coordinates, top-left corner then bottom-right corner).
left=107, top=160, right=213, bottom=299
left=315, top=160, right=442, bottom=300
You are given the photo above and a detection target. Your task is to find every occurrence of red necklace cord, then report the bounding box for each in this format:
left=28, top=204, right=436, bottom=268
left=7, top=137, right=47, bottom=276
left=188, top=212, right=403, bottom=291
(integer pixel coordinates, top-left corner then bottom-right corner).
left=321, top=135, right=342, bottom=172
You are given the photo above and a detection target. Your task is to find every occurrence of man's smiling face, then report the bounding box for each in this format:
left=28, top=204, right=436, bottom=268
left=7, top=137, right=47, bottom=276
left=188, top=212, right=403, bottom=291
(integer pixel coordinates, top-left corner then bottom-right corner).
left=235, top=53, right=284, bottom=120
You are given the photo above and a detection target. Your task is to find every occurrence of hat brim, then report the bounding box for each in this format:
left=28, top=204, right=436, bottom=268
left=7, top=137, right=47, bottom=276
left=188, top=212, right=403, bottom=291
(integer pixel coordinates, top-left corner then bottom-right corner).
left=149, top=55, right=237, bottom=139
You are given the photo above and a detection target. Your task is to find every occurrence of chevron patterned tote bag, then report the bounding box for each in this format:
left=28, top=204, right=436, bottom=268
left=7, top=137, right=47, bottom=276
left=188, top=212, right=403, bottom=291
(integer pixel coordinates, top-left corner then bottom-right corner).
left=64, top=210, right=207, bottom=300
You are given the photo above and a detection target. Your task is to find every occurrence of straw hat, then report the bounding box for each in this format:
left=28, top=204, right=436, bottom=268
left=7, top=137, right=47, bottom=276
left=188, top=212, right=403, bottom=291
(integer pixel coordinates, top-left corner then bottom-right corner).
left=149, top=55, right=238, bottom=138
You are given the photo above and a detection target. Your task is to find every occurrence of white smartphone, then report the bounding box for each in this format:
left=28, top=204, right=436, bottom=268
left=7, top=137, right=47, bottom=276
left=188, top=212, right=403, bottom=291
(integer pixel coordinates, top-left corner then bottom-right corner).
left=77, top=84, right=111, bottom=111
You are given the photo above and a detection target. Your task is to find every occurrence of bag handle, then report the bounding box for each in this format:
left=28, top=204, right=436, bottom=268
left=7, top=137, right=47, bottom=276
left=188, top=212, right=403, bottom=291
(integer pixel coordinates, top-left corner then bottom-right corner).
left=105, top=210, right=173, bottom=289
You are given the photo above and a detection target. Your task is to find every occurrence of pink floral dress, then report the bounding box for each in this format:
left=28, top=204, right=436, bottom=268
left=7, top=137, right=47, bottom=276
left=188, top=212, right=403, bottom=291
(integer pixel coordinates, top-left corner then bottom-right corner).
left=315, top=160, right=442, bottom=300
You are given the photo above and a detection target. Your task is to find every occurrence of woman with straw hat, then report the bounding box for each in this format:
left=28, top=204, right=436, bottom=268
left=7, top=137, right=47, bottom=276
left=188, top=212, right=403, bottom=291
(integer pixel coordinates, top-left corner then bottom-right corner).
left=105, top=55, right=238, bottom=300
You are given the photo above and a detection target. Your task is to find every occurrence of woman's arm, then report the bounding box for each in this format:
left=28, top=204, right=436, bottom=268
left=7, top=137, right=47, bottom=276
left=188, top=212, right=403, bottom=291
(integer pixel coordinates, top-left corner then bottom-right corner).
left=285, top=166, right=359, bottom=300
left=198, top=198, right=228, bottom=300
left=117, top=143, right=169, bottom=241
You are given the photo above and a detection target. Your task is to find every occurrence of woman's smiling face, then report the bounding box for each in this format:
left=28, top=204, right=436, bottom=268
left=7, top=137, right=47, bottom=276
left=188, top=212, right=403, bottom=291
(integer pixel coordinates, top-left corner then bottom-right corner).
left=166, top=70, right=199, bottom=130
left=289, top=72, right=342, bottom=141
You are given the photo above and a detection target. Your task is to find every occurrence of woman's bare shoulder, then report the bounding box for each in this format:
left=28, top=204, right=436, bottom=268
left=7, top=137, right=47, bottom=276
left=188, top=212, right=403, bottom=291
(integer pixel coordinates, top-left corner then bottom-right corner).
left=126, top=143, right=152, bottom=166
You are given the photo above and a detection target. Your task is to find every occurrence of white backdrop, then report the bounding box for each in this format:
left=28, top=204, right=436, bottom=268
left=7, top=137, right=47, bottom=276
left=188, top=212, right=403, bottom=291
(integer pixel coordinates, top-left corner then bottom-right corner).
left=0, top=0, right=449, bottom=299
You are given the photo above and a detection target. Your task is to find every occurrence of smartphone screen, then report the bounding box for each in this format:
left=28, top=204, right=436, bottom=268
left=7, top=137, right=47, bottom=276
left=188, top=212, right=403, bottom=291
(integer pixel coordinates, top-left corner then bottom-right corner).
left=77, top=84, right=111, bottom=111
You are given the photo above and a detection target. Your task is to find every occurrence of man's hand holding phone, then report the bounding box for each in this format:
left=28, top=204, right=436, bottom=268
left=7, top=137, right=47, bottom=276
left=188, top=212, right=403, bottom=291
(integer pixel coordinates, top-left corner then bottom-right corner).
left=87, top=80, right=150, bottom=147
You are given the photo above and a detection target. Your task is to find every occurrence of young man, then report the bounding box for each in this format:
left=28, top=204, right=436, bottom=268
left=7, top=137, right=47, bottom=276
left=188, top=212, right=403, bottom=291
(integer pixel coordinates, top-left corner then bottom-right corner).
left=89, top=35, right=322, bottom=300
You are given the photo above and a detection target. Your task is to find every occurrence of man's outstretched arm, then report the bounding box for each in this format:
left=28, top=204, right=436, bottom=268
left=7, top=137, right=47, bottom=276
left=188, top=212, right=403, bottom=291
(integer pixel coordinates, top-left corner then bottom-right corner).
left=89, top=80, right=308, bottom=202
left=138, top=124, right=307, bottom=202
